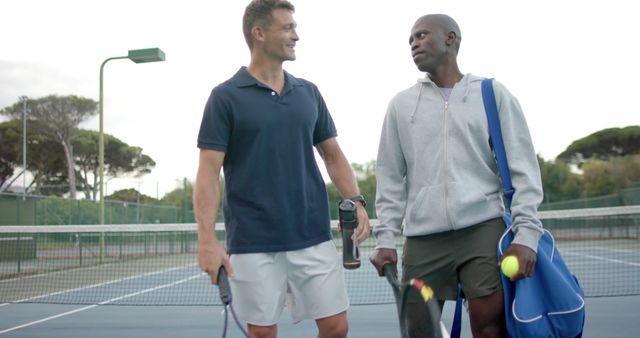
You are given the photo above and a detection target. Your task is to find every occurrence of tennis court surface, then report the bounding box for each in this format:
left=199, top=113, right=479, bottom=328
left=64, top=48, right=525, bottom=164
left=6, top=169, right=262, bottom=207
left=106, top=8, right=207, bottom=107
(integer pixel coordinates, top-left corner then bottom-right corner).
left=1, top=206, right=640, bottom=337
left=2, top=297, right=639, bottom=337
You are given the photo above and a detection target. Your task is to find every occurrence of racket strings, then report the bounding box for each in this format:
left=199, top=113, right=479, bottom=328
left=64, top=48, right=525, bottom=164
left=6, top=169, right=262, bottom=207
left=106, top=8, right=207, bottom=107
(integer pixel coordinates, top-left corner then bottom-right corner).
left=403, top=280, right=444, bottom=338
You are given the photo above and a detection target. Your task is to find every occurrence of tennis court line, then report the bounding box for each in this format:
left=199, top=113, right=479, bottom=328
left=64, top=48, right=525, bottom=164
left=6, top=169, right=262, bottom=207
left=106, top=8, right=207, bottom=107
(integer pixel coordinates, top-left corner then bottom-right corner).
left=564, top=251, right=640, bottom=267
left=0, top=305, right=100, bottom=334
left=591, top=246, right=640, bottom=254
left=0, top=254, right=197, bottom=284
left=0, top=263, right=200, bottom=306
left=0, top=262, right=107, bottom=284
left=0, top=272, right=205, bottom=335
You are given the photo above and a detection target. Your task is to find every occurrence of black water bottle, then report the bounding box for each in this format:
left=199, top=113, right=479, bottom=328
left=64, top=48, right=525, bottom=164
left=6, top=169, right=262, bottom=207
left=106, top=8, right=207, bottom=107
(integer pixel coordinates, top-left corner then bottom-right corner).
left=338, top=199, right=361, bottom=269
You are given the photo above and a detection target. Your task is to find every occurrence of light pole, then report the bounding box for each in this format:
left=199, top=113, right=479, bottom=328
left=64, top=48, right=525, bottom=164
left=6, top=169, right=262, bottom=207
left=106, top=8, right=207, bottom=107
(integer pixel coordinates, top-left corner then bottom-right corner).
left=98, top=48, right=165, bottom=258
left=19, top=96, right=28, bottom=200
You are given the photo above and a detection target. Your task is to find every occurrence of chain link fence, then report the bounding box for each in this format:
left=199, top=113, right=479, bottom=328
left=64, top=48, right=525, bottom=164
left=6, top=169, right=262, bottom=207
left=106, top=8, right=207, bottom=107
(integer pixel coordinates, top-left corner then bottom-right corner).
left=2, top=187, right=639, bottom=226
left=540, top=187, right=640, bottom=210
left=0, top=192, right=194, bottom=225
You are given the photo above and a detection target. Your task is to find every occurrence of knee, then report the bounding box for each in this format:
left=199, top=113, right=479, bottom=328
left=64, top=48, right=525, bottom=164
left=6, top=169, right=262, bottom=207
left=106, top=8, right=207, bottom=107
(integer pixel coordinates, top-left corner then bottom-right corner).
left=473, top=325, right=504, bottom=338
left=469, top=292, right=506, bottom=338
left=320, top=321, right=348, bottom=338
left=248, top=325, right=276, bottom=338
left=471, top=315, right=506, bottom=338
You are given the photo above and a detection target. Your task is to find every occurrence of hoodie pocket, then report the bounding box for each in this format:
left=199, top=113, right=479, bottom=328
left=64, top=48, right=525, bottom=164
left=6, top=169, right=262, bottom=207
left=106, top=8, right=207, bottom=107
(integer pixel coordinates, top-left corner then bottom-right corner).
left=447, top=182, right=500, bottom=228
left=407, top=184, right=447, bottom=229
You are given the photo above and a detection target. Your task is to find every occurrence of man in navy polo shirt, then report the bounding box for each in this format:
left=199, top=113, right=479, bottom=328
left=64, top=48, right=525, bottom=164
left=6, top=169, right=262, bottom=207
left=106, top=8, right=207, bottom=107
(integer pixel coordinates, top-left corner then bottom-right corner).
left=194, top=1, right=370, bottom=337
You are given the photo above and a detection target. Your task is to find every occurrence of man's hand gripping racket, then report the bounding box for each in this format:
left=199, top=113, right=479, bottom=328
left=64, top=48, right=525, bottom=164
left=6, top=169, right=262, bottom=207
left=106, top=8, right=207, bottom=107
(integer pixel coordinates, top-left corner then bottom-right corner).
left=376, top=260, right=450, bottom=338
left=217, top=267, right=249, bottom=338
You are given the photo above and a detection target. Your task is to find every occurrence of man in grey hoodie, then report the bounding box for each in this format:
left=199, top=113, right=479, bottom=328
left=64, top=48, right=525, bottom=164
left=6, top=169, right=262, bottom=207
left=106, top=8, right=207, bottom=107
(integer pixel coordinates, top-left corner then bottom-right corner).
left=370, top=14, right=544, bottom=338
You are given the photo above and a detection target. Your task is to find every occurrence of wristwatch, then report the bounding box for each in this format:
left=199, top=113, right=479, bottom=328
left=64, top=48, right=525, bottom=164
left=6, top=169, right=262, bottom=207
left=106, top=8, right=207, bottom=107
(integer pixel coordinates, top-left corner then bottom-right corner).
left=349, top=195, right=367, bottom=207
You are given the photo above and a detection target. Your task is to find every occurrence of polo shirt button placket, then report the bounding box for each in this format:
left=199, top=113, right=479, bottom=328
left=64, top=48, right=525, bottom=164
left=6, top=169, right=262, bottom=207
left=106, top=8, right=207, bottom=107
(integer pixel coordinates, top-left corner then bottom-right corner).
left=270, top=91, right=276, bottom=96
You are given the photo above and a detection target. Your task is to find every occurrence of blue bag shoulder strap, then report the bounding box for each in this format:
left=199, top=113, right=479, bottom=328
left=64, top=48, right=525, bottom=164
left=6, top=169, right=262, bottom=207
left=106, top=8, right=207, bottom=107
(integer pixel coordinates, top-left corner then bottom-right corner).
left=452, top=79, right=514, bottom=338
left=450, top=284, right=463, bottom=338
left=481, top=78, right=514, bottom=210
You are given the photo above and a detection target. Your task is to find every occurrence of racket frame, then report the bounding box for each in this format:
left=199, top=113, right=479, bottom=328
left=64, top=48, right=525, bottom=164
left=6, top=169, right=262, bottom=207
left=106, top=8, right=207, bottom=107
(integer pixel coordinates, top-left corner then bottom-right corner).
left=382, top=264, right=444, bottom=338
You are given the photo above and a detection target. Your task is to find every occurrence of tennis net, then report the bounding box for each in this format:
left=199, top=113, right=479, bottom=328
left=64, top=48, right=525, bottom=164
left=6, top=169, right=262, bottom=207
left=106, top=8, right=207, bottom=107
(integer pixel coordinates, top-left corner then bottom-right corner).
left=1, top=206, right=639, bottom=305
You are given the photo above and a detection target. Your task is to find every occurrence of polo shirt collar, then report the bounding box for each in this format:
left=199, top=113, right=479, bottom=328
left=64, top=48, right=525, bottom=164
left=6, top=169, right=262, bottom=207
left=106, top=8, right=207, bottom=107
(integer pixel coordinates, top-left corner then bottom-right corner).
left=229, top=66, right=303, bottom=91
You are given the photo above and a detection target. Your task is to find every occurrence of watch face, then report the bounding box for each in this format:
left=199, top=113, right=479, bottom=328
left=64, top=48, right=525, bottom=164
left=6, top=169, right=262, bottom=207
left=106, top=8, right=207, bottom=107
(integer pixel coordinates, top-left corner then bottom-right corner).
left=339, top=199, right=357, bottom=211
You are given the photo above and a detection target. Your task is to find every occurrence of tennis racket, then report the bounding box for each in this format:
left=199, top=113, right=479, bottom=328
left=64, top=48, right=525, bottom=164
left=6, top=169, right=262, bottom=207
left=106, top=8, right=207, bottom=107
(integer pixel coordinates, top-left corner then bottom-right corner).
left=382, top=264, right=449, bottom=338
left=217, top=267, right=249, bottom=338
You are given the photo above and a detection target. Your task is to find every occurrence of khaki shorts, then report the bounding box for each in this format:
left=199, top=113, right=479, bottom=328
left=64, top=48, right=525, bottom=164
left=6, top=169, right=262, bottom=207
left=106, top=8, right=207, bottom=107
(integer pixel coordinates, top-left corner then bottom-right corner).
left=229, top=240, right=348, bottom=326
left=402, top=218, right=504, bottom=300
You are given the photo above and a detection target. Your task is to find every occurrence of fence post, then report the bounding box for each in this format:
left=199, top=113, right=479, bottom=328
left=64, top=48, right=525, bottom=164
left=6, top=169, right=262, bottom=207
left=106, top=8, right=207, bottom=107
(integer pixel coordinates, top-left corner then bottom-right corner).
left=16, top=235, right=21, bottom=273
left=16, top=195, right=21, bottom=225
left=79, top=233, right=83, bottom=267
left=182, top=178, right=188, bottom=222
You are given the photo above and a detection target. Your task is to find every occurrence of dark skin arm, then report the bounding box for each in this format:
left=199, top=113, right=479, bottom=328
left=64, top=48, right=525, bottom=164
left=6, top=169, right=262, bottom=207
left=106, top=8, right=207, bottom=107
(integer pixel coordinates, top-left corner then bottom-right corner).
left=499, top=243, right=537, bottom=282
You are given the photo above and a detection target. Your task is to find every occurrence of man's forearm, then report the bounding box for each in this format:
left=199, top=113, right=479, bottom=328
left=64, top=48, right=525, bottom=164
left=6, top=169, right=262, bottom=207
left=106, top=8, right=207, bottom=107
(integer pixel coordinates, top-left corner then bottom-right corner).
left=194, top=177, right=221, bottom=245
left=325, top=153, right=360, bottom=199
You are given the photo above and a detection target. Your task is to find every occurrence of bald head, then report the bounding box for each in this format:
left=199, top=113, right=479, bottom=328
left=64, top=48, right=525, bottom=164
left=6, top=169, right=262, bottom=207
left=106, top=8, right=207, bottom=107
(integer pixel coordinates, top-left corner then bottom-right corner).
left=409, top=13, right=463, bottom=77
left=414, top=14, right=461, bottom=52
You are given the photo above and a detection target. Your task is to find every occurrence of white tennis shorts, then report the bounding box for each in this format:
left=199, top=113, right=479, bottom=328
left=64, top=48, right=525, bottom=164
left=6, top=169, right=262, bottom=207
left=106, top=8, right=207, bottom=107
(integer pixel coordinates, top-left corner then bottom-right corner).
left=229, top=240, right=349, bottom=326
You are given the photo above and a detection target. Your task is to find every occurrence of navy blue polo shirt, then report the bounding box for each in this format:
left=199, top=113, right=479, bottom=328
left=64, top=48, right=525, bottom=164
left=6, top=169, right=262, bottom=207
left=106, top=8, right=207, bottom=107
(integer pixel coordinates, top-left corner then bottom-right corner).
left=197, top=67, right=337, bottom=254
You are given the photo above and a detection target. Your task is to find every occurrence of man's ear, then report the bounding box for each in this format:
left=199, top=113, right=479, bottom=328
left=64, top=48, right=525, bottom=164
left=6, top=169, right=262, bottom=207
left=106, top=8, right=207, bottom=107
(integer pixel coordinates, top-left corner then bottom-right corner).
left=252, top=25, right=266, bottom=43
left=446, top=31, right=457, bottom=46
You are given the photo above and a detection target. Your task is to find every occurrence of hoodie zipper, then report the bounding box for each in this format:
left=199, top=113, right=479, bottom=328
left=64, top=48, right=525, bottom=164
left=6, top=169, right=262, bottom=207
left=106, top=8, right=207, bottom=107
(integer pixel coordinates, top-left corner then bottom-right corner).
left=443, top=100, right=452, bottom=230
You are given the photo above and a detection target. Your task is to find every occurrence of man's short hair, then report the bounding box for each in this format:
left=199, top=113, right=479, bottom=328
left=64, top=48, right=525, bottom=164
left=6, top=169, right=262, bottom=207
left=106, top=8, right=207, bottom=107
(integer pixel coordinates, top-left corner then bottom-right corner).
left=243, top=0, right=295, bottom=48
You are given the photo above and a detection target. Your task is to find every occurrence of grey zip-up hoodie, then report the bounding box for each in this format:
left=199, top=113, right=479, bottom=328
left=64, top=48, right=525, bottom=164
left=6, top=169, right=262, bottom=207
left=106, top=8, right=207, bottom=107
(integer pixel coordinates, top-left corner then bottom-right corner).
left=374, top=73, right=543, bottom=252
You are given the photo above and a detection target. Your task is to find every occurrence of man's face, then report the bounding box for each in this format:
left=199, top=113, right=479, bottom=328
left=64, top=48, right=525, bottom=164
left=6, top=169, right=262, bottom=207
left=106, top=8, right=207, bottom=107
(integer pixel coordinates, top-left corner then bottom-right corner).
left=261, top=9, right=298, bottom=62
left=409, top=18, right=447, bottom=73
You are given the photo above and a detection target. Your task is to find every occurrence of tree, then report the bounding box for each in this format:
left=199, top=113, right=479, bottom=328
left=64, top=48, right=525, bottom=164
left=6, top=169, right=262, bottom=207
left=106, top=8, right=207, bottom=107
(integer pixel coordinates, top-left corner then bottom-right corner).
left=73, top=129, right=156, bottom=200
left=326, top=160, right=377, bottom=219
left=26, top=122, right=69, bottom=195
left=0, top=119, right=67, bottom=195
left=612, top=155, right=640, bottom=187
left=537, top=155, right=582, bottom=203
left=161, top=178, right=196, bottom=222
left=555, top=125, right=640, bottom=198
left=0, top=121, right=18, bottom=188
left=352, top=160, right=377, bottom=217
left=0, top=119, right=155, bottom=198
left=558, top=126, right=640, bottom=162
left=580, top=158, right=616, bottom=197
left=1, top=95, right=98, bottom=198
left=579, top=155, right=640, bottom=197
left=106, top=188, right=157, bottom=204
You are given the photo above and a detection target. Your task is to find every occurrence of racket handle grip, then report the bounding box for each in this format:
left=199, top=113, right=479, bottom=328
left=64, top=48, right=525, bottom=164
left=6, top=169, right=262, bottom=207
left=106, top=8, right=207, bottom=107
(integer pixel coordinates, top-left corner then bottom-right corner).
left=382, top=263, right=398, bottom=282
left=218, top=267, right=232, bottom=305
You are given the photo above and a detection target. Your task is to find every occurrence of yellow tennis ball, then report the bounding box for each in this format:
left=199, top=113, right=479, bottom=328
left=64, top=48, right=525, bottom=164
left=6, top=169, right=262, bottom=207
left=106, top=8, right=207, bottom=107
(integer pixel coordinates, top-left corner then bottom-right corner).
left=501, top=256, right=519, bottom=278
